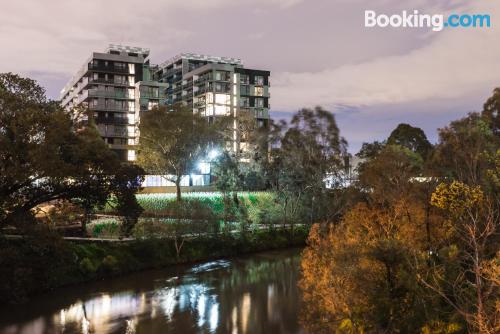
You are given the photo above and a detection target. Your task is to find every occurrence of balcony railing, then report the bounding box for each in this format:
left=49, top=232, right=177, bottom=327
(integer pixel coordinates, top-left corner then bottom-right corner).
left=140, top=93, right=162, bottom=99
left=89, top=104, right=130, bottom=112
left=95, top=117, right=129, bottom=125
left=88, top=78, right=130, bottom=86
left=88, top=90, right=134, bottom=99
left=88, top=63, right=129, bottom=73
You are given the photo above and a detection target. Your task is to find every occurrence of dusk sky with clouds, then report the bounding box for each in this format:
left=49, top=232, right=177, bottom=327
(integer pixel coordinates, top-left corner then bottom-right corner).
left=1, top=0, right=498, bottom=152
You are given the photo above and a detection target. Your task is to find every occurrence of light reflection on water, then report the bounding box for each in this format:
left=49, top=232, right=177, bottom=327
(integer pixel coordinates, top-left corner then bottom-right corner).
left=0, top=248, right=304, bottom=334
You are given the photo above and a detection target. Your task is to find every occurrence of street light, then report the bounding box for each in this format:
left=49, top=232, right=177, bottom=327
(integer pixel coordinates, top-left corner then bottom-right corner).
left=208, top=149, right=220, bottom=160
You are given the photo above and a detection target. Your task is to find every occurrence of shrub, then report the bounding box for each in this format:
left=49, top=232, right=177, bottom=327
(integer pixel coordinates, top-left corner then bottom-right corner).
left=87, top=218, right=121, bottom=238
left=100, top=255, right=119, bottom=274
left=79, top=257, right=97, bottom=276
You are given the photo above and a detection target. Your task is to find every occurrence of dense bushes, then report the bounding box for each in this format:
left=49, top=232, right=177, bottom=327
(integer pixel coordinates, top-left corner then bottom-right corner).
left=101, top=192, right=276, bottom=217
left=0, top=225, right=308, bottom=304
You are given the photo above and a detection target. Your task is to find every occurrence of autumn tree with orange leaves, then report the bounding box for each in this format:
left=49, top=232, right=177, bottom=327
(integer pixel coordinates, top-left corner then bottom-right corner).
left=300, top=89, right=499, bottom=334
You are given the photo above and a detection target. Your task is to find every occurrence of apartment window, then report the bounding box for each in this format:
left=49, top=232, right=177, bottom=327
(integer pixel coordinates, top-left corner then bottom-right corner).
left=148, top=101, right=158, bottom=110
left=255, top=98, right=264, bottom=108
left=128, top=63, right=135, bottom=75
left=240, top=97, right=249, bottom=107
left=115, top=62, right=126, bottom=71
left=254, top=75, right=264, bottom=85
left=215, top=93, right=230, bottom=105
left=214, top=71, right=229, bottom=81
left=240, top=85, right=250, bottom=95
left=114, top=75, right=125, bottom=84
left=240, top=74, right=249, bottom=85
left=254, top=86, right=264, bottom=96
left=114, top=126, right=127, bottom=136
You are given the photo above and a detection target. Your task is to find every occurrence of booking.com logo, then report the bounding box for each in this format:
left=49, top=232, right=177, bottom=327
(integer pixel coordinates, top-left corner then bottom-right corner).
left=365, top=10, right=491, bottom=32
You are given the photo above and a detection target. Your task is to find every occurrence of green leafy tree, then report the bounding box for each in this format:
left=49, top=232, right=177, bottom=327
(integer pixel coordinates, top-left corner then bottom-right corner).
left=137, top=105, right=221, bottom=201
left=433, top=112, right=498, bottom=187
left=356, top=140, right=386, bottom=160
left=112, top=164, right=144, bottom=237
left=357, top=144, right=424, bottom=205
left=269, top=107, right=347, bottom=226
left=387, top=123, right=433, bottom=159
left=482, top=88, right=500, bottom=136
left=0, top=73, right=136, bottom=233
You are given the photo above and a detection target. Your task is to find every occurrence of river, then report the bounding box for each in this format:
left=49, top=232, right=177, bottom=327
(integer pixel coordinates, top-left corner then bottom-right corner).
left=0, top=248, right=305, bottom=334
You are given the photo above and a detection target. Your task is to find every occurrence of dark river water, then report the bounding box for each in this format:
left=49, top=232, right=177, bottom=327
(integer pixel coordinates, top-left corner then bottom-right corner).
left=0, top=248, right=305, bottom=334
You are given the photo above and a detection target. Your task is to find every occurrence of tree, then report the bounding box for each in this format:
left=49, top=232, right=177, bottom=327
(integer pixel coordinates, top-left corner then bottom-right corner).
left=0, top=73, right=136, bottom=232
left=356, top=140, right=385, bottom=160
left=482, top=88, right=500, bottom=136
left=357, top=144, right=424, bottom=205
left=300, top=96, right=500, bottom=333
left=433, top=112, right=497, bottom=186
left=300, top=198, right=437, bottom=333
left=419, top=181, right=500, bottom=334
left=213, top=151, right=242, bottom=230
left=268, top=107, right=347, bottom=227
left=387, top=123, right=433, bottom=160
left=137, top=105, right=221, bottom=201
left=112, top=164, right=144, bottom=237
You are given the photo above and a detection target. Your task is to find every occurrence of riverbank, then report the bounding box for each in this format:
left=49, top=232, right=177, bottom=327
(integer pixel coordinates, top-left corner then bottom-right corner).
left=0, top=248, right=305, bottom=334
left=0, top=226, right=309, bottom=305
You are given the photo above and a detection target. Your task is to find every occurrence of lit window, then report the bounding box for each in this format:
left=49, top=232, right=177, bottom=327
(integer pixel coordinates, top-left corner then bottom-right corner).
left=254, top=86, right=264, bottom=96
left=127, top=150, right=136, bottom=161
left=214, top=105, right=230, bottom=115
left=128, top=114, right=135, bottom=124
left=215, top=93, right=230, bottom=105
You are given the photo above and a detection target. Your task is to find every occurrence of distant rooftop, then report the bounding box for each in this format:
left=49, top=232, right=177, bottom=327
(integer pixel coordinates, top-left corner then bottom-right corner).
left=160, top=53, right=242, bottom=68
left=106, top=44, right=150, bottom=57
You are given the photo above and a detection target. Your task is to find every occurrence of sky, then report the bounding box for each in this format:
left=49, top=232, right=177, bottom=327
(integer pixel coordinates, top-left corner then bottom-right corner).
left=1, top=0, right=498, bottom=153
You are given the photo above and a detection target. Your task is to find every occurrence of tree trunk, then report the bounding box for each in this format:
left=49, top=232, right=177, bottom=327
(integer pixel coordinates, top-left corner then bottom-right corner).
left=175, top=177, right=182, bottom=202
left=82, top=209, right=90, bottom=237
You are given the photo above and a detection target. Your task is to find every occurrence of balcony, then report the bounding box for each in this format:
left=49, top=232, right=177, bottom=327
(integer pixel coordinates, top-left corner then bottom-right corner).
left=140, top=93, right=161, bottom=99
left=194, top=76, right=209, bottom=84
left=194, top=100, right=206, bottom=108
left=165, top=67, right=182, bottom=77
left=254, top=108, right=269, bottom=119
left=88, top=90, right=133, bottom=99
left=88, top=78, right=130, bottom=86
left=88, top=63, right=129, bottom=74
left=89, top=104, right=130, bottom=112
left=95, top=117, right=129, bottom=125
left=194, top=87, right=210, bottom=96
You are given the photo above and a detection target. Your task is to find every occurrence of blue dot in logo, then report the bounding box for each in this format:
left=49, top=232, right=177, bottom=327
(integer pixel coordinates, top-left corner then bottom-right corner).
left=444, top=22, right=449, bottom=27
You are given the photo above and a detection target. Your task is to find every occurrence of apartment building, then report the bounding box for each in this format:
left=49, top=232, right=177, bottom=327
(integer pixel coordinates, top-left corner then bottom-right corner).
left=61, top=45, right=270, bottom=165
left=60, top=45, right=167, bottom=161
left=154, top=53, right=270, bottom=152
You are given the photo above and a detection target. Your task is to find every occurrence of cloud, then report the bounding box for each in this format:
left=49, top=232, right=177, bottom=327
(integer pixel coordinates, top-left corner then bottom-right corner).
left=271, top=0, right=499, bottom=112
left=0, top=0, right=302, bottom=77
